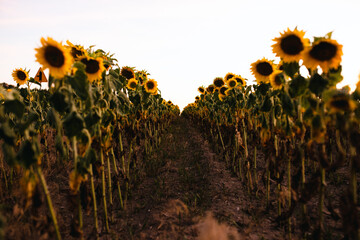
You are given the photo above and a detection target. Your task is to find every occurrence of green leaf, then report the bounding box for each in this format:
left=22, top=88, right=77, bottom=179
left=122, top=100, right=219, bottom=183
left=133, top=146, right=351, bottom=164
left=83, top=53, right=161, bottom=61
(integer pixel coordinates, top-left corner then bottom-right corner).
left=257, top=83, right=270, bottom=96
left=280, top=92, right=294, bottom=116
left=289, top=75, right=308, bottom=98
left=309, top=73, right=328, bottom=96
left=260, top=95, right=272, bottom=112
left=0, top=122, right=16, bottom=145
left=50, top=90, right=70, bottom=113
left=4, top=99, right=25, bottom=118
left=283, top=61, right=299, bottom=79
left=327, top=66, right=343, bottom=86
left=17, top=139, right=41, bottom=168
left=68, top=69, right=89, bottom=100
left=63, top=111, right=85, bottom=138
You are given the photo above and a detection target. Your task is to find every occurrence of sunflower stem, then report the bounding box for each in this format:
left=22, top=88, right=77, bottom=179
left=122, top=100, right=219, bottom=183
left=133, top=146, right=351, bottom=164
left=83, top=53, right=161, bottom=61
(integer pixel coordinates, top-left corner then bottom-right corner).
left=89, top=164, right=99, bottom=236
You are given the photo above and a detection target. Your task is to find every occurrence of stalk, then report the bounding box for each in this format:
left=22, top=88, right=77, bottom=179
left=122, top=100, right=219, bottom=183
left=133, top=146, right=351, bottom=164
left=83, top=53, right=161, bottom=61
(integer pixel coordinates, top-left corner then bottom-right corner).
left=106, top=152, right=112, bottom=206
left=217, top=123, right=225, bottom=151
left=253, top=146, right=258, bottom=196
left=36, top=167, right=61, bottom=240
left=72, top=137, right=83, bottom=239
left=110, top=148, right=124, bottom=209
left=319, top=166, right=325, bottom=240
left=118, top=131, right=126, bottom=173
left=100, top=148, right=109, bottom=232
left=288, top=151, right=292, bottom=240
left=89, top=164, right=99, bottom=236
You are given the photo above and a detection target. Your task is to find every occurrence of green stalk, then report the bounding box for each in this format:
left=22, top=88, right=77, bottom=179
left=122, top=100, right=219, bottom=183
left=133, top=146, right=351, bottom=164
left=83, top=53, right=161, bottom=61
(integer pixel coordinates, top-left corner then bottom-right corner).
left=36, top=167, right=61, bottom=240
left=119, top=131, right=126, bottom=173
left=110, top=148, right=124, bottom=209
left=72, top=137, right=83, bottom=238
left=89, top=164, right=99, bottom=235
left=253, top=146, right=258, bottom=196
left=217, top=123, right=225, bottom=151
left=100, top=147, right=109, bottom=232
left=242, top=119, right=248, bottom=158
left=106, top=152, right=112, bottom=206
left=319, top=166, right=325, bottom=240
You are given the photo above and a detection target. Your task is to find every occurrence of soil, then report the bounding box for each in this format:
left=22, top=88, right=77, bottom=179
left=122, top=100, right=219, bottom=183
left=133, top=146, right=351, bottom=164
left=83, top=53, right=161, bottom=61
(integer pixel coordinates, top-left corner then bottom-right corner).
left=0, top=117, right=352, bottom=239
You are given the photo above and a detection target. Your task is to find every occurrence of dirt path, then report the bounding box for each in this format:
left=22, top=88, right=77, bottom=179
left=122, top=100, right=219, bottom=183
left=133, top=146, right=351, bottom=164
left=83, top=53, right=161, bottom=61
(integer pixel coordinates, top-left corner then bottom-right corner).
left=116, top=117, right=285, bottom=240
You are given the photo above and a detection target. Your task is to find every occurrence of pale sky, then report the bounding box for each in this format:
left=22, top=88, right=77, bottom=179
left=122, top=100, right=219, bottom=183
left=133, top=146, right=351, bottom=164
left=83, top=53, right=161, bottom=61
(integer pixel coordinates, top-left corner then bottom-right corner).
left=1, top=0, right=360, bottom=110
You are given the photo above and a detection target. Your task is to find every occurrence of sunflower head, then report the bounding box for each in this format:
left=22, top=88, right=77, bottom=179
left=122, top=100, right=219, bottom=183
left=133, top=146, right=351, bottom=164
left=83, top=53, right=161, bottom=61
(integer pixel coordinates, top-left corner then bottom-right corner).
left=272, top=28, right=308, bottom=63
left=206, top=84, right=215, bottom=94
left=302, top=38, right=343, bottom=73
left=144, top=79, right=158, bottom=94
left=137, top=70, right=148, bottom=85
left=269, top=70, right=285, bottom=90
left=120, top=66, right=135, bottom=80
left=234, top=75, right=246, bottom=86
left=226, top=78, right=237, bottom=89
left=12, top=68, right=29, bottom=85
left=213, top=77, right=225, bottom=88
left=224, top=72, right=235, bottom=82
left=66, top=40, right=86, bottom=60
left=167, top=100, right=173, bottom=105
left=126, top=78, right=138, bottom=90
left=198, top=86, right=205, bottom=94
left=80, top=56, right=105, bottom=82
left=35, top=37, right=73, bottom=79
left=251, top=58, right=275, bottom=84
left=326, top=93, right=356, bottom=113
left=219, top=86, right=228, bottom=96
left=195, top=96, right=200, bottom=101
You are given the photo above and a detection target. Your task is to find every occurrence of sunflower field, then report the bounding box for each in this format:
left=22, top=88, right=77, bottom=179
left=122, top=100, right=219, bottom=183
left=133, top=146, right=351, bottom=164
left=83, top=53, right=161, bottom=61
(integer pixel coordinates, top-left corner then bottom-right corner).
left=183, top=28, right=360, bottom=239
left=0, top=38, right=179, bottom=239
left=1, top=28, right=360, bottom=240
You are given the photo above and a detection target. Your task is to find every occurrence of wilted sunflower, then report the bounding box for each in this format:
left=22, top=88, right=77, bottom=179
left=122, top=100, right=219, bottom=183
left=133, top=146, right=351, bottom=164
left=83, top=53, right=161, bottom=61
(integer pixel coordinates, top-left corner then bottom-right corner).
left=234, top=75, right=246, bottom=87
left=66, top=40, right=86, bottom=60
left=326, top=94, right=356, bottom=113
left=144, top=79, right=158, bottom=94
left=272, top=28, right=308, bottom=63
left=12, top=68, right=29, bottom=85
left=35, top=37, right=72, bottom=79
left=80, top=56, right=105, bottom=82
left=250, top=58, right=275, bottom=84
left=213, top=77, right=225, bottom=88
left=269, top=70, right=285, bottom=90
left=198, top=86, right=205, bottom=94
left=120, top=66, right=135, bottom=80
left=226, top=78, right=237, bottom=89
left=224, top=72, right=236, bottom=81
left=127, top=78, right=138, bottom=90
left=206, top=84, right=215, bottom=94
left=302, top=38, right=343, bottom=73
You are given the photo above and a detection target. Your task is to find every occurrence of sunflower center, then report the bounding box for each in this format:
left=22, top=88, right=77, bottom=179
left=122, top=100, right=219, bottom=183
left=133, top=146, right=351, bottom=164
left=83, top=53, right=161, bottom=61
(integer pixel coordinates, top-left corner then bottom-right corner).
left=229, top=80, right=237, bottom=88
left=71, top=47, right=84, bottom=59
left=81, top=58, right=100, bottom=74
left=121, top=69, right=135, bottom=80
left=16, top=71, right=27, bottom=80
left=45, top=46, right=65, bottom=67
left=146, top=81, right=155, bottom=90
left=280, top=34, right=304, bottom=55
left=214, top=79, right=224, bottom=87
left=130, top=81, right=137, bottom=88
left=309, top=41, right=337, bottom=61
left=256, top=62, right=273, bottom=76
left=220, top=87, right=227, bottom=95
left=235, top=77, right=244, bottom=85
left=274, top=74, right=283, bottom=86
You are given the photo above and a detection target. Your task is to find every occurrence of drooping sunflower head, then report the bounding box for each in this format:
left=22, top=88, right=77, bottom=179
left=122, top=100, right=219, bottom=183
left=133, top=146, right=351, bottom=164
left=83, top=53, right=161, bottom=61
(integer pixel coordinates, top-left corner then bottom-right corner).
left=269, top=70, right=285, bottom=90
left=66, top=40, right=87, bottom=60
left=35, top=37, right=72, bottom=79
left=272, top=28, right=308, bottom=63
left=250, top=58, right=275, bottom=84
left=198, top=86, right=205, bottom=94
left=126, top=78, right=138, bottom=90
left=120, top=66, right=135, bottom=80
left=144, top=79, right=158, bottom=94
left=226, top=78, right=238, bottom=89
left=80, top=56, right=105, bottom=82
left=224, top=72, right=236, bottom=82
left=12, top=68, right=29, bottom=85
left=213, top=77, right=225, bottom=88
left=325, top=93, right=356, bottom=113
left=206, top=84, right=215, bottom=94
left=302, top=38, right=343, bottom=73
left=234, top=75, right=246, bottom=87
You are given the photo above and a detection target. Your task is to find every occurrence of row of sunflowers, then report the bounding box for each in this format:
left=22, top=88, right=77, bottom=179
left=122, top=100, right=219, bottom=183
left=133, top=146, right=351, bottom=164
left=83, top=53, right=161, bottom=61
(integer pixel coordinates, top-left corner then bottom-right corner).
left=183, top=28, right=360, bottom=239
left=1, top=37, right=179, bottom=239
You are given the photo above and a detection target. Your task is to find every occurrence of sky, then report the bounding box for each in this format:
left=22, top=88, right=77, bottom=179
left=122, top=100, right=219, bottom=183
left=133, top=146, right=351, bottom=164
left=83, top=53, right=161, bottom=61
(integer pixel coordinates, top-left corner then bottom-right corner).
left=1, top=0, right=360, bottom=110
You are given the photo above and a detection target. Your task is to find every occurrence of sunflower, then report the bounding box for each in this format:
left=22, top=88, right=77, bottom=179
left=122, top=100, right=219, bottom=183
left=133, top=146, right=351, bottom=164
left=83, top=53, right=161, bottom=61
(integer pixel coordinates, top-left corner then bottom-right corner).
left=226, top=78, right=237, bottom=89
left=272, top=28, right=308, bottom=63
left=198, top=86, right=205, bottom=94
left=206, top=84, right=215, bottom=94
left=234, top=75, right=246, bottom=86
left=144, top=79, right=158, bottom=94
left=219, top=86, right=228, bottom=96
left=250, top=58, right=275, bottom=84
left=269, top=70, right=285, bottom=90
left=66, top=40, right=86, bottom=60
left=326, top=94, right=356, bottom=113
left=12, top=68, right=29, bottom=85
left=167, top=100, right=173, bottom=105
left=35, top=37, right=72, bottom=79
left=302, top=39, right=343, bottom=73
left=195, top=96, right=200, bottom=101
left=137, top=71, right=148, bottom=85
left=126, top=78, right=138, bottom=90
left=80, top=56, right=105, bottom=82
left=213, top=77, right=225, bottom=88
left=120, top=66, right=135, bottom=80
left=224, top=72, right=236, bottom=81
